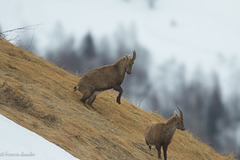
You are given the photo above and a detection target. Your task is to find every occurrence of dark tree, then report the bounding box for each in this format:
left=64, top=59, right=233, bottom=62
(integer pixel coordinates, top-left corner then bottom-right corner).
left=45, top=35, right=79, bottom=72
left=207, top=74, right=225, bottom=151
left=98, top=37, right=113, bottom=66
left=182, top=69, right=209, bottom=139
left=81, top=33, right=96, bottom=59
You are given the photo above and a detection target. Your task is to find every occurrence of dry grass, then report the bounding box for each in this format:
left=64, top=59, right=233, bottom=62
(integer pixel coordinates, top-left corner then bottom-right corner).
left=0, top=38, right=236, bottom=160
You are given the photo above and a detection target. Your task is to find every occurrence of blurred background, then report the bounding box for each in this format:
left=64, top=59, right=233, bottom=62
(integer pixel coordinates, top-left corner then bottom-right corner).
left=0, top=0, right=240, bottom=158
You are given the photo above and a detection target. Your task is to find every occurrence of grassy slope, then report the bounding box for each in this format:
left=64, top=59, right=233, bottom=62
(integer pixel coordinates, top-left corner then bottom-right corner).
left=0, top=38, right=235, bottom=160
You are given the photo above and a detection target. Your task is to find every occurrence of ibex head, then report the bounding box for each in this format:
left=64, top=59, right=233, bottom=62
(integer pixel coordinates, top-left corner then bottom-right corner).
left=174, top=107, right=185, bottom=131
left=125, top=50, right=136, bottom=74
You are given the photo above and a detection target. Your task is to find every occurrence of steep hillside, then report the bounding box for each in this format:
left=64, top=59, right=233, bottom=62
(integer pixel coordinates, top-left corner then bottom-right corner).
left=0, top=38, right=235, bottom=160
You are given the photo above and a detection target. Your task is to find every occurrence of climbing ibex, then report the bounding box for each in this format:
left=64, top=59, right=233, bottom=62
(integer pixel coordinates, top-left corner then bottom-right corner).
left=74, top=50, right=136, bottom=106
left=145, top=107, right=185, bottom=160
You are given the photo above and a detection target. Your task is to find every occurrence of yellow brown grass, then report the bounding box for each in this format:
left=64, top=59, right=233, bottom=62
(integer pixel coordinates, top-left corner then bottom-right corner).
left=0, top=38, right=236, bottom=160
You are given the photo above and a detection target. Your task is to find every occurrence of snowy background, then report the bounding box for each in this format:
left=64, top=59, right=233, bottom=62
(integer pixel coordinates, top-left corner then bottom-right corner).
left=1, top=0, right=240, bottom=97
left=0, top=115, right=79, bottom=160
left=0, top=0, right=240, bottom=158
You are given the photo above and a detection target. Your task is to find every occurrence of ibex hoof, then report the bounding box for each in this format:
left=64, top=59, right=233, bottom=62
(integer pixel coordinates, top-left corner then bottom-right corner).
left=116, top=99, right=121, bottom=104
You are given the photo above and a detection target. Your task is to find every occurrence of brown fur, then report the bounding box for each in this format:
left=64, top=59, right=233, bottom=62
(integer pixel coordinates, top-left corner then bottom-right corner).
left=145, top=108, right=185, bottom=160
left=74, top=50, right=136, bottom=106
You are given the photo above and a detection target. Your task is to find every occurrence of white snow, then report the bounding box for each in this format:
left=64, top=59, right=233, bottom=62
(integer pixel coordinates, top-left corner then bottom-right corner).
left=0, top=114, right=79, bottom=160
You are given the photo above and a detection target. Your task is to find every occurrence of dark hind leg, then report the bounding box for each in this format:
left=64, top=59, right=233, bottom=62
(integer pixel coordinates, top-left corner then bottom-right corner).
left=163, top=145, right=168, bottom=160
left=113, top=85, right=123, bottom=104
left=87, top=95, right=96, bottom=105
left=87, top=94, right=96, bottom=107
left=145, top=139, right=151, bottom=150
left=80, top=86, right=94, bottom=104
left=81, top=92, right=91, bottom=103
left=156, top=145, right=161, bottom=159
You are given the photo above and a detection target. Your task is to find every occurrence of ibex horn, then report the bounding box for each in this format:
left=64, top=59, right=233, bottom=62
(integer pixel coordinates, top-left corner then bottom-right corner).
left=177, top=107, right=183, bottom=119
left=132, top=50, right=136, bottom=61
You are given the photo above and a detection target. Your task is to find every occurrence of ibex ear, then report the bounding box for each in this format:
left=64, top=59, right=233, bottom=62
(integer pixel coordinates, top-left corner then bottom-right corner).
left=174, top=111, right=179, bottom=118
left=174, top=111, right=177, bottom=116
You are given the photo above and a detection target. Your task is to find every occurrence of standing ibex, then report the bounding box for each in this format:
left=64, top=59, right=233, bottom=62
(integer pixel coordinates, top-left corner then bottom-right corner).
left=74, top=50, right=136, bottom=106
left=145, top=107, right=185, bottom=160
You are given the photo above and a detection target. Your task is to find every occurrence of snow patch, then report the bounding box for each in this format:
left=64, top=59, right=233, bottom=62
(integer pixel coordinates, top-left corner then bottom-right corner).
left=0, top=114, right=79, bottom=160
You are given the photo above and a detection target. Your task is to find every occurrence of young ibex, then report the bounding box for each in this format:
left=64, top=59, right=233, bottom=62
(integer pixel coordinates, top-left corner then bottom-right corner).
left=74, top=50, right=136, bottom=106
left=145, top=107, right=185, bottom=160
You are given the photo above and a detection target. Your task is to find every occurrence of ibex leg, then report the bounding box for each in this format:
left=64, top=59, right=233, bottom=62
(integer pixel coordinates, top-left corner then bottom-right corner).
left=163, top=145, right=168, bottom=160
left=80, top=85, right=94, bottom=103
left=113, top=85, right=123, bottom=104
left=156, top=145, right=161, bottom=159
left=87, top=94, right=96, bottom=106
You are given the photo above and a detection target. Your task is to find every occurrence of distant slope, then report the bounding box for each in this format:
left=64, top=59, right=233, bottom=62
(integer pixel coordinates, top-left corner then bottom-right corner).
left=0, top=38, right=235, bottom=160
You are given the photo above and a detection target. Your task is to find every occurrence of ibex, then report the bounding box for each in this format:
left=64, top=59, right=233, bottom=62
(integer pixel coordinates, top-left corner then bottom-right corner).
left=74, top=50, right=136, bottom=106
left=145, top=107, right=185, bottom=160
